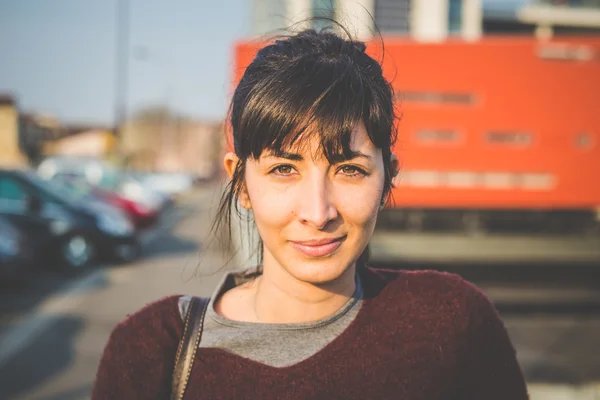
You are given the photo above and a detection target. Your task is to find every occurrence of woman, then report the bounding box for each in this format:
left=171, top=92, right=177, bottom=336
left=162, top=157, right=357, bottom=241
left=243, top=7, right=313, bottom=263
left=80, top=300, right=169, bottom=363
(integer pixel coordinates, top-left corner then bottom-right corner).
left=92, top=28, right=529, bottom=399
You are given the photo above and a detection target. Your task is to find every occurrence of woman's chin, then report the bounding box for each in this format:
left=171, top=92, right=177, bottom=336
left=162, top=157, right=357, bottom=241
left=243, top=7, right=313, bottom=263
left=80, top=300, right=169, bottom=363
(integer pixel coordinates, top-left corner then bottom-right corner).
left=283, top=257, right=355, bottom=286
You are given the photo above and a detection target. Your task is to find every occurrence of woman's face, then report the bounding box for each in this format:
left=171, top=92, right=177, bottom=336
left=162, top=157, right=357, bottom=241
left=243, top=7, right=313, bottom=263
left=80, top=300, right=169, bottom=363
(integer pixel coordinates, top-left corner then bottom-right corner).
left=226, top=121, right=391, bottom=285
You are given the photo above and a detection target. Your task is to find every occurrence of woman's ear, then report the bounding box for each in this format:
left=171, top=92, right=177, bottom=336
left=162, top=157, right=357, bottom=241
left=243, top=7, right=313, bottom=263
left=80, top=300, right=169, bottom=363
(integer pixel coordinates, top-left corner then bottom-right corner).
left=381, top=154, right=400, bottom=209
left=223, top=152, right=239, bottom=179
left=223, top=152, right=252, bottom=210
left=390, top=154, right=399, bottom=180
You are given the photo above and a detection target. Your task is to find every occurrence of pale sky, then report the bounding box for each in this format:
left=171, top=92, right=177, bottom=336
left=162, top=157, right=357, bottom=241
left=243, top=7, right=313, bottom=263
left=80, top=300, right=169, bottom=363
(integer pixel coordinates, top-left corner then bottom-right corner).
left=0, top=0, right=250, bottom=125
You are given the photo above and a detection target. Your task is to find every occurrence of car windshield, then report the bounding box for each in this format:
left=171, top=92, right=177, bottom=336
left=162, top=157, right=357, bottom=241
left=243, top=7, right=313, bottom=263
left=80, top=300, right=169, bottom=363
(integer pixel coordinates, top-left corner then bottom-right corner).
left=55, top=180, right=93, bottom=201
left=24, top=171, right=87, bottom=204
left=97, top=168, right=123, bottom=191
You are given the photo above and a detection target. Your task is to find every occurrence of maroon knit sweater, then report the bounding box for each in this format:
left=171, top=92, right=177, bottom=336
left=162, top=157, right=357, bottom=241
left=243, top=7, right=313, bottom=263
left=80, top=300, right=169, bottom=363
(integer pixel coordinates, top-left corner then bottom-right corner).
left=92, top=268, right=528, bottom=399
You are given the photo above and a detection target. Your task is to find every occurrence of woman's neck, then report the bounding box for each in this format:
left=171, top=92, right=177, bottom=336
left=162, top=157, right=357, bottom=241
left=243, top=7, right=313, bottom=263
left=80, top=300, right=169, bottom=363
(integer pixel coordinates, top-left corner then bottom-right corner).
left=251, top=258, right=357, bottom=324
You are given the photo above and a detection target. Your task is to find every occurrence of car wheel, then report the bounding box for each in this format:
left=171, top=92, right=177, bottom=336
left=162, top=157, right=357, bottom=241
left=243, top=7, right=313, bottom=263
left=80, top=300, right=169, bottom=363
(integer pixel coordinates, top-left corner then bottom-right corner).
left=60, top=234, right=94, bottom=273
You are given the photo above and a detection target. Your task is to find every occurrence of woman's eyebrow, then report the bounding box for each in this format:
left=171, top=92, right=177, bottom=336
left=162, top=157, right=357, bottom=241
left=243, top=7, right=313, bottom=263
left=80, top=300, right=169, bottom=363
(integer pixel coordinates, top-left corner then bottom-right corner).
left=331, top=151, right=372, bottom=163
left=263, top=150, right=372, bottom=162
left=263, top=151, right=304, bottom=161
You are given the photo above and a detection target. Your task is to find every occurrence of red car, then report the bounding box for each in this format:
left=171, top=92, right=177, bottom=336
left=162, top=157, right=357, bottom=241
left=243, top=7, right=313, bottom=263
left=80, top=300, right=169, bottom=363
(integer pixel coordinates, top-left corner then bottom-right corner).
left=90, top=186, right=158, bottom=230
left=46, top=174, right=159, bottom=231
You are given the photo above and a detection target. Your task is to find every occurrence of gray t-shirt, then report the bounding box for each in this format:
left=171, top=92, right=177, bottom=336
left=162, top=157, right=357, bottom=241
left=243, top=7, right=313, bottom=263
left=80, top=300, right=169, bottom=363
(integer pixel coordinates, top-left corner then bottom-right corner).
left=178, top=269, right=363, bottom=368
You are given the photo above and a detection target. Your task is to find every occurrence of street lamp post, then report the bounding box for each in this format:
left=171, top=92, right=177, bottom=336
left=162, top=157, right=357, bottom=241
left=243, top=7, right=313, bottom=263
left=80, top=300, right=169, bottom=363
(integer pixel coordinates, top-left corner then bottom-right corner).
left=114, top=0, right=130, bottom=141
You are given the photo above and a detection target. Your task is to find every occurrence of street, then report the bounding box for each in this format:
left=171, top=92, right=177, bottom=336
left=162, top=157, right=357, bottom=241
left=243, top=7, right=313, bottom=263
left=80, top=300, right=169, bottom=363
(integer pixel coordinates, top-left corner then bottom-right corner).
left=0, top=185, right=227, bottom=400
left=0, top=183, right=599, bottom=399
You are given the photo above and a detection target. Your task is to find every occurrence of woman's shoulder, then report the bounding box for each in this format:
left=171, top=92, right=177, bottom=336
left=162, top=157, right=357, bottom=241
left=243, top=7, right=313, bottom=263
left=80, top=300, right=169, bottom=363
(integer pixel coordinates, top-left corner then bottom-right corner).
left=365, top=267, right=503, bottom=337
left=365, top=267, right=491, bottom=311
left=366, top=266, right=479, bottom=293
left=93, top=295, right=186, bottom=399
left=109, top=294, right=185, bottom=345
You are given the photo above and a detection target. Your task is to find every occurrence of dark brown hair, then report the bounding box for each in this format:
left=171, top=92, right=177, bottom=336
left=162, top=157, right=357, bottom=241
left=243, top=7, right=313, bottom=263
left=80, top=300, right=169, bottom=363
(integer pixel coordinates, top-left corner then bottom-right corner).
left=213, top=24, right=399, bottom=270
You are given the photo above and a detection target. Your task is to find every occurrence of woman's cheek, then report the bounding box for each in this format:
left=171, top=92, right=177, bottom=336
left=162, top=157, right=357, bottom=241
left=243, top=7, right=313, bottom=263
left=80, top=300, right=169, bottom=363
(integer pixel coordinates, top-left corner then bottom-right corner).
left=336, top=182, right=382, bottom=222
left=248, top=182, right=296, bottom=226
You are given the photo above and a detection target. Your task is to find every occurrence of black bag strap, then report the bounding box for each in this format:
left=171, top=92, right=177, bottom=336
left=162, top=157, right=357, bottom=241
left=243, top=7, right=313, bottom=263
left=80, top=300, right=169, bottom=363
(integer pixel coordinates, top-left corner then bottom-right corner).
left=171, top=296, right=210, bottom=400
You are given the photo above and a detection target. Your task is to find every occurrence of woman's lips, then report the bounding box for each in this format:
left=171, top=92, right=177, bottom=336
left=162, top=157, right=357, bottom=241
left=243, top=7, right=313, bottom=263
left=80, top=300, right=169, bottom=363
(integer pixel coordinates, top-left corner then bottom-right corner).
left=290, top=236, right=345, bottom=257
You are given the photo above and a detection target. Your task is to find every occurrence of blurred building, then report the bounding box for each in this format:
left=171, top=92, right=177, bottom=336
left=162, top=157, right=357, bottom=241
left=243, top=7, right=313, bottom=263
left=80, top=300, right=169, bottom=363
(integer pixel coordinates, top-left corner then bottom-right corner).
left=251, top=0, right=381, bottom=38
left=485, top=0, right=600, bottom=36
left=43, top=126, right=117, bottom=159
left=0, top=93, right=116, bottom=167
left=18, top=113, right=59, bottom=165
left=0, top=95, right=63, bottom=167
left=251, top=0, right=482, bottom=41
left=252, top=0, right=290, bottom=35
left=252, top=0, right=600, bottom=40
left=119, top=110, right=222, bottom=179
left=0, top=94, right=26, bottom=166
left=374, top=0, right=412, bottom=34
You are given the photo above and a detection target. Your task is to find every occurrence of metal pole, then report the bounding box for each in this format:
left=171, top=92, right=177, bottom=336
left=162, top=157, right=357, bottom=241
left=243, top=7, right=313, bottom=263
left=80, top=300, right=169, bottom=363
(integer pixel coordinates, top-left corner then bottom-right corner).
left=114, top=0, right=130, bottom=140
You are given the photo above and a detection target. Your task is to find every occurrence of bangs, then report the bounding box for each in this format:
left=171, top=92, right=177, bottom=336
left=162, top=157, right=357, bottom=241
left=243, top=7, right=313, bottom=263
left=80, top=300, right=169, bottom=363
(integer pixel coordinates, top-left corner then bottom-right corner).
left=235, top=57, right=377, bottom=163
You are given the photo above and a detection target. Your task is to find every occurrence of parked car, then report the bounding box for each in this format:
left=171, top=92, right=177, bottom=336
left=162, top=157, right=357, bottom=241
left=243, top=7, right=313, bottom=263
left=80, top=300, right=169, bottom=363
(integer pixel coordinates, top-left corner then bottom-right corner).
left=96, top=169, right=169, bottom=216
left=0, top=168, right=140, bottom=273
left=47, top=173, right=159, bottom=231
left=132, top=171, right=195, bottom=197
left=38, top=156, right=171, bottom=211
left=93, top=184, right=159, bottom=230
left=0, top=215, right=33, bottom=284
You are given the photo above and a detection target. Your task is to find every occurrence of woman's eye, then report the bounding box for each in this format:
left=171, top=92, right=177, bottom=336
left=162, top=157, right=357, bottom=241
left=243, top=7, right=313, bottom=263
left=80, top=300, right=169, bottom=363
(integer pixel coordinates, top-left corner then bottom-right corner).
left=271, top=165, right=295, bottom=175
left=339, top=165, right=366, bottom=177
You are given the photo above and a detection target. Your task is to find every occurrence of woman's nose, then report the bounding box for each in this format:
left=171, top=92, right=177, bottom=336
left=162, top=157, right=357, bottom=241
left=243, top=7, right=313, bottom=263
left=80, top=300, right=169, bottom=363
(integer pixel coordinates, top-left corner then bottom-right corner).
left=296, top=177, right=338, bottom=230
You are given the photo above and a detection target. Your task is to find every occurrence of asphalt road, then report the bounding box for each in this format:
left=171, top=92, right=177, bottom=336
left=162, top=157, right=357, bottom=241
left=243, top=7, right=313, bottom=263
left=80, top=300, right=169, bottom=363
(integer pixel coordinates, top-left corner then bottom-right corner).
left=0, top=185, right=227, bottom=400
left=0, top=184, right=599, bottom=399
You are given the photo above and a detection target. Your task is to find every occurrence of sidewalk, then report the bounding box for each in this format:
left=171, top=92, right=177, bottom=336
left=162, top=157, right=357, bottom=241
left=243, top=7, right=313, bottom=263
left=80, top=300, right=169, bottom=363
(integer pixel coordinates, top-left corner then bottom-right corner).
left=370, top=232, right=600, bottom=264
left=528, top=383, right=600, bottom=400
